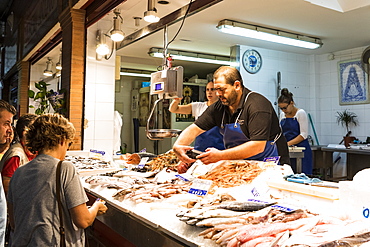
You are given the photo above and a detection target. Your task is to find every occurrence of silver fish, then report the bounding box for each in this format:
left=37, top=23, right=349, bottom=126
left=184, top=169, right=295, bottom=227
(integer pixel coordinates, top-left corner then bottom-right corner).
left=216, top=201, right=276, bottom=211
left=196, top=217, right=247, bottom=227
left=186, top=218, right=200, bottom=225
left=195, top=208, right=249, bottom=219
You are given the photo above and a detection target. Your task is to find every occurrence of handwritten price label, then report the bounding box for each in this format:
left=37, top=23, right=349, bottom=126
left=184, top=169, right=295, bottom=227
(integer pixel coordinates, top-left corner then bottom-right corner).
left=89, top=149, right=105, bottom=159
left=138, top=157, right=149, bottom=169
left=263, top=156, right=280, bottom=165
left=188, top=179, right=212, bottom=196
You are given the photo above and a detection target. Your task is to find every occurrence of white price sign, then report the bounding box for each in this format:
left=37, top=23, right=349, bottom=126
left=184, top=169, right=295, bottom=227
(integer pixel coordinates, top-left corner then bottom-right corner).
left=188, top=179, right=213, bottom=196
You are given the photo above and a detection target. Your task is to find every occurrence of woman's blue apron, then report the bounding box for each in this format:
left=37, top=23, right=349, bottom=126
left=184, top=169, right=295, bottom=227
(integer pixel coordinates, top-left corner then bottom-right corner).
left=194, top=126, right=225, bottom=152
left=280, top=117, right=313, bottom=174
left=219, top=92, right=279, bottom=161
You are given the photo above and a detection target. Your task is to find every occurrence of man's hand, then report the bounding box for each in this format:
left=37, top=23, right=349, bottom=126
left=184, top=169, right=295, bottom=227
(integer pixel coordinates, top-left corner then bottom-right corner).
left=197, top=148, right=224, bottom=164
left=173, top=144, right=196, bottom=164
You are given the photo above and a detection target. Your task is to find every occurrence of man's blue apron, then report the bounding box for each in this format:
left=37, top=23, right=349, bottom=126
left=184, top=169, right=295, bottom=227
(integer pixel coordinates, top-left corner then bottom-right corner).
left=280, top=117, right=313, bottom=174
left=219, top=92, right=279, bottom=161
left=194, top=126, right=225, bottom=152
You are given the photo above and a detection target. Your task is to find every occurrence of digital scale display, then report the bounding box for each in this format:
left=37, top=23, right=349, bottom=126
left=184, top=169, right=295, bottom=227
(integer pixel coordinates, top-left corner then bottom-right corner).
left=154, top=82, right=164, bottom=92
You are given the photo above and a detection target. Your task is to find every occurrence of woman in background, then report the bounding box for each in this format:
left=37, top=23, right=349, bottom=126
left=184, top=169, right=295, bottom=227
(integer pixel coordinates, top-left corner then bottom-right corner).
left=7, top=114, right=107, bottom=246
left=169, top=80, right=224, bottom=152
left=1, top=113, right=38, bottom=195
left=278, top=88, right=313, bottom=174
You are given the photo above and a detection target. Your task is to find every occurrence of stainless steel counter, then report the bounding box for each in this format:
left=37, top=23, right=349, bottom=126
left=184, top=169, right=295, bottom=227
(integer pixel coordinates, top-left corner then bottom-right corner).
left=288, top=147, right=305, bottom=173
left=321, top=146, right=370, bottom=180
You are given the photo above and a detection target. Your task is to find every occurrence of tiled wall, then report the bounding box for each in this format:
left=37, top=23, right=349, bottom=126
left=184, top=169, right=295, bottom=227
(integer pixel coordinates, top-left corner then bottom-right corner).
left=314, top=46, right=369, bottom=145
left=238, top=45, right=370, bottom=146
left=239, top=46, right=310, bottom=109
left=238, top=45, right=314, bottom=135
left=84, top=21, right=116, bottom=155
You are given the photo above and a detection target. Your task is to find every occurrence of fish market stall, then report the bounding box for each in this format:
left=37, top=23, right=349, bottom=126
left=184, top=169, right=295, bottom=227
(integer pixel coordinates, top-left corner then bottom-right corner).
left=68, top=151, right=370, bottom=246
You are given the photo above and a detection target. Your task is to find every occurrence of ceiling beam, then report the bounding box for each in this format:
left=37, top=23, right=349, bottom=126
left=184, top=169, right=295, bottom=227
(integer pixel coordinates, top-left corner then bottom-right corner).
left=117, top=0, right=223, bottom=49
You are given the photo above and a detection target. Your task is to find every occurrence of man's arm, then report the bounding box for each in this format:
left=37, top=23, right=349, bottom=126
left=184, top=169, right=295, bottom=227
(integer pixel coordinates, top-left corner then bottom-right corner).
left=198, top=140, right=266, bottom=164
left=173, top=123, right=205, bottom=163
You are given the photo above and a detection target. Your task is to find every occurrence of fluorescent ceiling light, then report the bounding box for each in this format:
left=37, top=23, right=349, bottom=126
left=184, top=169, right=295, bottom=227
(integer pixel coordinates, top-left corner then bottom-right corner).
left=120, top=68, right=153, bottom=78
left=148, top=47, right=237, bottom=66
left=217, top=19, right=322, bottom=49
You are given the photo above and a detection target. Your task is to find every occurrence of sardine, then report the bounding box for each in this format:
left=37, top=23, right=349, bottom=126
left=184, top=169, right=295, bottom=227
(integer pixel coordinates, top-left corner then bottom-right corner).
left=186, top=218, right=200, bottom=225
left=196, top=217, right=247, bottom=227
left=216, top=201, right=276, bottom=211
left=179, top=216, right=190, bottom=221
left=183, top=207, right=212, bottom=218
left=195, top=208, right=249, bottom=219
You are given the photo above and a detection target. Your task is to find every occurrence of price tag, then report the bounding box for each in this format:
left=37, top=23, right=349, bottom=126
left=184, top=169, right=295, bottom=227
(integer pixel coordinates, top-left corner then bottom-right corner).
left=89, top=149, right=105, bottom=159
left=138, top=157, right=149, bottom=169
left=270, top=204, right=296, bottom=213
left=175, top=174, right=192, bottom=182
left=188, top=179, right=212, bottom=196
left=263, top=156, right=280, bottom=165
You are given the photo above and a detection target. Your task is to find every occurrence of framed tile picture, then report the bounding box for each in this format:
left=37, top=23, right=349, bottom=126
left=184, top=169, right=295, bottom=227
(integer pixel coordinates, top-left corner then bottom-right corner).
left=338, top=59, right=369, bottom=105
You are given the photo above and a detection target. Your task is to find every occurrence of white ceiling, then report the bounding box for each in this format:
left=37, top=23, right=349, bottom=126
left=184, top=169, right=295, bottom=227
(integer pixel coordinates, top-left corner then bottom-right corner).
left=42, top=0, right=370, bottom=79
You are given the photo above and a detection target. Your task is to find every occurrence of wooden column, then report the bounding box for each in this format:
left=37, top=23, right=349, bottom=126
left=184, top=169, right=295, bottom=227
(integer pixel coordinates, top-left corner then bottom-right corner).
left=59, top=8, right=86, bottom=150
left=16, top=61, right=30, bottom=116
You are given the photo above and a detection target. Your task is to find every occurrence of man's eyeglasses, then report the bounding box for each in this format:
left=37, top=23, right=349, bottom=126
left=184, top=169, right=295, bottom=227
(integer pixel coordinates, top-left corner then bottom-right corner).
left=68, top=141, right=73, bottom=150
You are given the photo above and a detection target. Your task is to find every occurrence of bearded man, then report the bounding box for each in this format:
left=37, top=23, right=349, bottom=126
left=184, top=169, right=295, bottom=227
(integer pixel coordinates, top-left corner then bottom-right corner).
left=173, top=66, right=289, bottom=172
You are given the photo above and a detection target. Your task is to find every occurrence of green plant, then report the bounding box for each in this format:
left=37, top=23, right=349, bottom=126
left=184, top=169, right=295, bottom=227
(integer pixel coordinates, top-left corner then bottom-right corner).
left=336, top=109, right=359, bottom=133
left=28, top=80, right=66, bottom=115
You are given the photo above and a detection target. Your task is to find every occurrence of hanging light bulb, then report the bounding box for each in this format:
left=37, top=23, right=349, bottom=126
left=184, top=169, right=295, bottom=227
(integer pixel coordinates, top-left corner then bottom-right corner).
left=43, top=57, right=53, bottom=77
left=144, top=0, right=160, bottom=23
left=96, top=30, right=110, bottom=56
left=110, top=9, right=125, bottom=42
left=55, top=49, right=62, bottom=70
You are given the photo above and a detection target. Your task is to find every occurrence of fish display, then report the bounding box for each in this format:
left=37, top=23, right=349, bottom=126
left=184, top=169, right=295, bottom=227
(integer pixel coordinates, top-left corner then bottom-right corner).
left=197, top=160, right=266, bottom=192
left=65, top=154, right=114, bottom=170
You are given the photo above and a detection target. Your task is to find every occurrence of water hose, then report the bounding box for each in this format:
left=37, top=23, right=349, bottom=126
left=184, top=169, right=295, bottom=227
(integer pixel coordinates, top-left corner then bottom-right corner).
left=308, top=113, right=319, bottom=145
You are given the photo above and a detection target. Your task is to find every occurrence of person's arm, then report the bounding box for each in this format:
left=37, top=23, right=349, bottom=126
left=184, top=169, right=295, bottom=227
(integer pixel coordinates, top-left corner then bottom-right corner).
left=2, top=156, right=20, bottom=195
left=288, top=109, right=308, bottom=146
left=173, top=123, right=205, bottom=163
left=69, top=200, right=107, bottom=229
left=169, top=98, right=192, bottom=114
left=197, top=140, right=267, bottom=164
left=2, top=177, right=10, bottom=195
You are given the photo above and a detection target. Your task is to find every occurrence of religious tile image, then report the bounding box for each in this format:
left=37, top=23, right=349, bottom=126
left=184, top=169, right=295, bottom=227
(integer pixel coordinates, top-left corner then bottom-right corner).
left=338, top=59, right=369, bottom=105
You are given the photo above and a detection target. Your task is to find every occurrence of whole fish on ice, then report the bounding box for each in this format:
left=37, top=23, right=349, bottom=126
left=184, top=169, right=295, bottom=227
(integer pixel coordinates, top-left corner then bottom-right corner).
left=216, top=201, right=276, bottom=211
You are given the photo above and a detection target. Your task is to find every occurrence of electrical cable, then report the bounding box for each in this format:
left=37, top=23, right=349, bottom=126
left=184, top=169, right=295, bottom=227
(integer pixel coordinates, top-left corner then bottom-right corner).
left=105, top=39, right=115, bottom=60
left=165, top=0, right=193, bottom=50
left=160, top=0, right=193, bottom=68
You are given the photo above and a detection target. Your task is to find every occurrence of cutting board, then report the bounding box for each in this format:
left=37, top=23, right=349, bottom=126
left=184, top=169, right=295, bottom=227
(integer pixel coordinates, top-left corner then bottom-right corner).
left=267, top=179, right=339, bottom=200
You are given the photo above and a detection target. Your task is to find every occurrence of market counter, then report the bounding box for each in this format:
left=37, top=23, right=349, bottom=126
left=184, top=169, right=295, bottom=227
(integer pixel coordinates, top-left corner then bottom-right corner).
left=83, top=184, right=219, bottom=247
left=321, top=145, right=370, bottom=180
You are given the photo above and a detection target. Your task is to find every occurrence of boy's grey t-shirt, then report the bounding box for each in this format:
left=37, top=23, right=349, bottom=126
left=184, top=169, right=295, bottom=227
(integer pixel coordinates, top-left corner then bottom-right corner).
left=8, top=154, right=88, bottom=246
